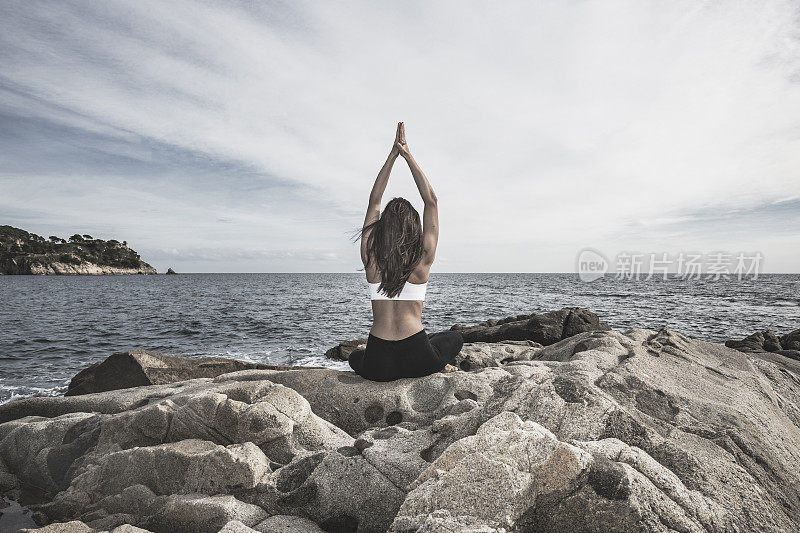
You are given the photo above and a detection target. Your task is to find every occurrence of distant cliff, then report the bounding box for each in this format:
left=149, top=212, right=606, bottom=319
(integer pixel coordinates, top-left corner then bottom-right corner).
left=0, top=225, right=156, bottom=275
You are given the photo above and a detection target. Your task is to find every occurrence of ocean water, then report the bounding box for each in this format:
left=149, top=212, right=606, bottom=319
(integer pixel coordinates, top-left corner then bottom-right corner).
left=1, top=273, right=798, bottom=403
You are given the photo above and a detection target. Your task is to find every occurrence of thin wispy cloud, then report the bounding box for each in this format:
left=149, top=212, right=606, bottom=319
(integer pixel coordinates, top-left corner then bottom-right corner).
left=1, top=0, right=799, bottom=272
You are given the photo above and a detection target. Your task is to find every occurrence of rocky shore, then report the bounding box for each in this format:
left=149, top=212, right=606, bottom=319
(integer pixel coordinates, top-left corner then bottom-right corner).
left=3, top=262, right=157, bottom=275
left=0, top=226, right=156, bottom=275
left=724, top=328, right=800, bottom=361
left=2, top=308, right=800, bottom=532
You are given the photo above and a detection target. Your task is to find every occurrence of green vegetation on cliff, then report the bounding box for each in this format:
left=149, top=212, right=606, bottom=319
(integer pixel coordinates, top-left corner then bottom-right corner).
left=0, top=225, right=156, bottom=274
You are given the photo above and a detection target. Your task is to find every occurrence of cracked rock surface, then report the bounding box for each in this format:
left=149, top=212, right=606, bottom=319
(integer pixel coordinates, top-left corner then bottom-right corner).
left=3, top=324, right=800, bottom=532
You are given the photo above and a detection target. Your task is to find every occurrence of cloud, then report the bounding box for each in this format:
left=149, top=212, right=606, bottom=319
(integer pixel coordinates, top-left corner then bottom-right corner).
left=1, top=0, right=799, bottom=272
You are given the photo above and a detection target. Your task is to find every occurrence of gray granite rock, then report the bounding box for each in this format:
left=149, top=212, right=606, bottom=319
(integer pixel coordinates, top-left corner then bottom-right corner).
left=19, top=521, right=94, bottom=533
left=110, top=525, right=154, bottom=533
left=725, top=327, right=800, bottom=366
left=253, top=515, right=324, bottom=533
left=324, top=338, right=369, bottom=361
left=256, top=448, right=406, bottom=532
left=67, top=440, right=270, bottom=498
left=214, top=366, right=506, bottom=437
left=450, top=307, right=611, bottom=344
left=145, top=494, right=267, bottom=533
left=782, top=328, right=800, bottom=350
left=3, top=322, right=800, bottom=532
left=455, top=340, right=542, bottom=371
left=215, top=520, right=260, bottom=533
left=725, top=330, right=783, bottom=352
left=392, top=411, right=726, bottom=532
left=1, top=379, right=349, bottom=531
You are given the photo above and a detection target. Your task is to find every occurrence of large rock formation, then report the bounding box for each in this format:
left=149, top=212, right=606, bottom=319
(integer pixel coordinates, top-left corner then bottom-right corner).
left=725, top=328, right=800, bottom=361
left=0, top=226, right=156, bottom=275
left=449, top=307, right=611, bottom=344
left=4, top=262, right=157, bottom=275
left=325, top=307, right=608, bottom=361
left=3, top=323, right=800, bottom=532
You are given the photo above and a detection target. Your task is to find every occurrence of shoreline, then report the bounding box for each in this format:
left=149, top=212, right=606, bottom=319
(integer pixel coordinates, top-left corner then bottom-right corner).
left=1, top=309, right=799, bottom=531
left=2, top=305, right=799, bottom=405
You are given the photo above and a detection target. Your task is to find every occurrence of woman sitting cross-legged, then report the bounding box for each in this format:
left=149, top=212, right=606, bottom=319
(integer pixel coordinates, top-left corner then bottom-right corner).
left=348, top=122, right=463, bottom=382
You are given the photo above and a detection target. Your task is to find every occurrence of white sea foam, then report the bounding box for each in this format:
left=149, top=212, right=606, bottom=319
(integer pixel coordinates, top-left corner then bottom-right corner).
left=0, top=384, right=65, bottom=405
left=215, top=350, right=272, bottom=364
left=292, top=354, right=350, bottom=370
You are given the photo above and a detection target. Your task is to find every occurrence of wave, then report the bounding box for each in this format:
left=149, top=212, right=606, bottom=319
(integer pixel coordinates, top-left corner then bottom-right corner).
left=214, top=350, right=272, bottom=365
left=292, top=354, right=350, bottom=370
left=0, top=384, right=66, bottom=405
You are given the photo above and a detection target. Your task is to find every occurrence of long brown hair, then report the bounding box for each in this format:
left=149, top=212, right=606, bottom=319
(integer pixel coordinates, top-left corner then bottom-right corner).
left=355, top=197, right=423, bottom=298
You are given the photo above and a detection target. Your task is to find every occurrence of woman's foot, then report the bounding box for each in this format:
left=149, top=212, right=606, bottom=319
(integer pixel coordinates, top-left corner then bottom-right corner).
left=440, top=364, right=457, bottom=373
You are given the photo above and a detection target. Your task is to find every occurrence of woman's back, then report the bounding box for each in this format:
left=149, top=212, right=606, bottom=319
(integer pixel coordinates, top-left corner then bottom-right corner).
left=366, top=262, right=429, bottom=340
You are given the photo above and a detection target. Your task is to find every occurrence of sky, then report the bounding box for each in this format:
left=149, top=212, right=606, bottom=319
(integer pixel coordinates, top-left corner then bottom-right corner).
left=1, top=0, right=799, bottom=273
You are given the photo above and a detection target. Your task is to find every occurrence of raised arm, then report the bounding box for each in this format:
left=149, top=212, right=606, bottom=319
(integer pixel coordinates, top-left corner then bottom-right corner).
left=395, top=123, right=439, bottom=265
left=361, top=123, right=402, bottom=265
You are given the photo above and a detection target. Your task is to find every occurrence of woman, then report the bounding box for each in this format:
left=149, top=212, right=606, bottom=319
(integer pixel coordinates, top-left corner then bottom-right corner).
left=348, top=122, right=464, bottom=382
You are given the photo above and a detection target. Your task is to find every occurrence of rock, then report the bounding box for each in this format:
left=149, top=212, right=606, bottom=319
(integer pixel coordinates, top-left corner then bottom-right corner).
left=1, top=379, right=350, bottom=530
left=66, top=440, right=271, bottom=499
left=253, top=515, right=324, bottom=533
left=110, top=526, right=154, bottom=533
left=0, top=379, right=213, bottom=424
left=777, top=349, right=800, bottom=361
left=24, top=263, right=157, bottom=275
left=0, top=411, right=99, bottom=499
left=257, top=448, right=407, bottom=532
left=165, top=268, right=176, bottom=275
left=147, top=494, right=267, bottom=533
left=324, top=338, right=368, bottom=361
left=724, top=328, right=800, bottom=365
left=214, top=366, right=504, bottom=436
left=451, top=307, right=611, bottom=344
left=724, top=327, right=800, bottom=365
left=65, top=350, right=305, bottom=396
left=393, top=510, right=498, bottom=532
left=454, top=340, right=542, bottom=371
left=764, top=331, right=785, bottom=351
left=3, top=319, right=800, bottom=532
left=110, top=526, right=153, bottom=533
left=19, top=521, right=94, bottom=532
left=725, top=330, right=783, bottom=353
left=219, top=521, right=260, bottom=533
left=392, top=411, right=725, bottom=532
left=781, top=328, right=800, bottom=350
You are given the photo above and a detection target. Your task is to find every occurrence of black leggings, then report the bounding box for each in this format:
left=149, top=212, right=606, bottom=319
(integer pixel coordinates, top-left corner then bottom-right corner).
left=348, top=329, right=464, bottom=382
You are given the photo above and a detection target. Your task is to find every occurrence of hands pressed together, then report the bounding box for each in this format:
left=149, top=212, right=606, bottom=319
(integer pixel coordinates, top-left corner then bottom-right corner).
left=391, top=122, right=411, bottom=159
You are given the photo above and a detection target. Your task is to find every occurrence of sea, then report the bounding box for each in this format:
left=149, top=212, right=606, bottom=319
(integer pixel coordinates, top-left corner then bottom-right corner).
left=1, top=273, right=798, bottom=404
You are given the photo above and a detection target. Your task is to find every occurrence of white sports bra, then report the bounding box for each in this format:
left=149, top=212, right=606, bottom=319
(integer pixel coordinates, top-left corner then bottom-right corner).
left=369, top=280, right=428, bottom=301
